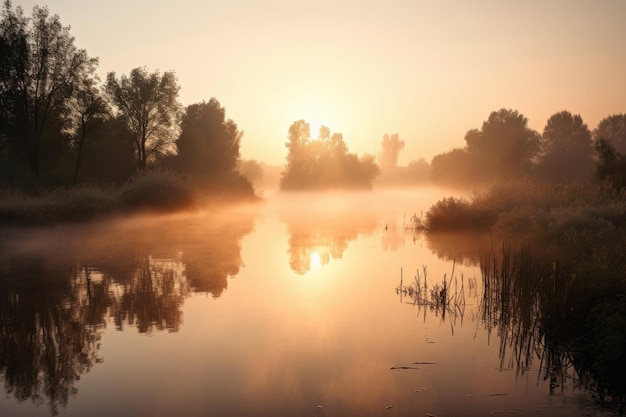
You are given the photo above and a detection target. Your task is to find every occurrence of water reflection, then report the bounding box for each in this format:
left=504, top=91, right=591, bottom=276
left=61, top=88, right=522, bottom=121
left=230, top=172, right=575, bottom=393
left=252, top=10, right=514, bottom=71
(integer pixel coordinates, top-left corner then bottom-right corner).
left=0, top=255, right=103, bottom=415
left=424, top=231, right=494, bottom=264
left=0, top=209, right=254, bottom=414
left=479, top=246, right=625, bottom=409
left=278, top=196, right=380, bottom=274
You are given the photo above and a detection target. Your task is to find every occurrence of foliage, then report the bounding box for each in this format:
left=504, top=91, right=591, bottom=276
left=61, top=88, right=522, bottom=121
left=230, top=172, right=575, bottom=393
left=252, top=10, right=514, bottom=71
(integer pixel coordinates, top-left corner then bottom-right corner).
left=424, top=196, right=494, bottom=231
left=0, top=184, right=115, bottom=225
left=106, top=67, right=181, bottom=170
left=464, top=109, right=541, bottom=178
left=119, top=169, right=196, bottom=212
left=535, top=111, right=594, bottom=182
left=595, top=138, right=626, bottom=190
left=430, top=109, right=540, bottom=187
left=430, top=147, right=481, bottom=188
left=280, top=120, right=380, bottom=190
left=171, top=98, right=242, bottom=180
left=0, top=1, right=98, bottom=178
left=378, top=133, right=404, bottom=171
left=595, top=114, right=626, bottom=154
left=67, top=75, right=110, bottom=182
left=423, top=179, right=626, bottom=250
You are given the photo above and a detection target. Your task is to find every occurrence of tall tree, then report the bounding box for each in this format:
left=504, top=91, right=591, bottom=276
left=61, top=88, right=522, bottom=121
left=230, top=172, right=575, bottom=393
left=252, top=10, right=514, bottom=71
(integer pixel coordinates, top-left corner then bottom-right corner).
left=67, top=76, right=109, bottom=182
left=594, top=114, right=626, bottom=154
left=105, top=67, right=181, bottom=170
left=464, top=108, right=540, bottom=179
left=378, top=133, right=404, bottom=171
left=537, top=111, right=594, bottom=182
left=0, top=1, right=98, bottom=178
left=174, top=98, right=243, bottom=180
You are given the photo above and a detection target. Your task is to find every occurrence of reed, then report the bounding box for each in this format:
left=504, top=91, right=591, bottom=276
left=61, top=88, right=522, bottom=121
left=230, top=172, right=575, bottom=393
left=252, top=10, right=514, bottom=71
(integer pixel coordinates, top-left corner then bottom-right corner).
left=480, top=245, right=626, bottom=408
left=396, top=261, right=468, bottom=324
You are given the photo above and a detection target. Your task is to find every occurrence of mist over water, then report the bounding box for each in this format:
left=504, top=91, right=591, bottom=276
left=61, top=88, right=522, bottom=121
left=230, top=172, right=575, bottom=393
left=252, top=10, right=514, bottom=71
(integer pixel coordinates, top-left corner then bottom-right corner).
left=0, top=188, right=618, bottom=417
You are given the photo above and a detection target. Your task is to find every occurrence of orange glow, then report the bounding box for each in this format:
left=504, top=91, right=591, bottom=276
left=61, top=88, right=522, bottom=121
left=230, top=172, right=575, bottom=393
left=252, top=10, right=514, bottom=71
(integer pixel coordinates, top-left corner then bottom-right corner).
left=21, top=0, right=626, bottom=166
left=310, top=250, right=321, bottom=268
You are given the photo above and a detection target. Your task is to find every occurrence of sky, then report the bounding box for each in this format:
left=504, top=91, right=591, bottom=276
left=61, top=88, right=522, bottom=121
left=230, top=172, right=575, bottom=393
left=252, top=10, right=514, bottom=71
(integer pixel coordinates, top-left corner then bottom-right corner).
left=12, top=0, right=626, bottom=165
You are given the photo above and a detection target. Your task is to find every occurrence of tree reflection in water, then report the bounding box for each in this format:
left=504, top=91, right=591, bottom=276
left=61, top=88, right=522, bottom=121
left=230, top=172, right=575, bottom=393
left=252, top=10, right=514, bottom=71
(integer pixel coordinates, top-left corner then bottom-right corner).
left=280, top=203, right=379, bottom=274
left=0, top=209, right=254, bottom=414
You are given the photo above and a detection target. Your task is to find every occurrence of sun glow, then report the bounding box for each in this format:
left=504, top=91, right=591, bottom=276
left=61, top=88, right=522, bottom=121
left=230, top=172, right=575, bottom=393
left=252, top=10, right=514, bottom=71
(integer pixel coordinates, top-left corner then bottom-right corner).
left=310, top=251, right=321, bottom=268
left=308, top=119, right=322, bottom=139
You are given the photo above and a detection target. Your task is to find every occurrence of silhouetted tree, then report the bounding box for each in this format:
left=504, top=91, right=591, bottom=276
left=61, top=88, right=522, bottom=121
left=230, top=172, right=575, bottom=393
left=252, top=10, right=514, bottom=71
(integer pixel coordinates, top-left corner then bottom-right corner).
left=430, top=109, right=540, bottom=188
left=430, top=147, right=478, bottom=187
left=105, top=67, right=181, bottom=170
left=173, top=98, right=242, bottom=180
left=405, top=158, right=431, bottom=184
left=280, top=120, right=379, bottom=190
left=378, top=133, right=404, bottom=171
left=536, top=111, right=594, bottom=182
left=77, top=115, right=135, bottom=184
left=595, top=138, right=626, bottom=190
left=0, top=1, right=98, bottom=178
left=67, top=76, right=109, bottom=182
left=239, top=159, right=264, bottom=185
left=464, top=108, right=540, bottom=179
left=594, top=114, right=626, bottom=154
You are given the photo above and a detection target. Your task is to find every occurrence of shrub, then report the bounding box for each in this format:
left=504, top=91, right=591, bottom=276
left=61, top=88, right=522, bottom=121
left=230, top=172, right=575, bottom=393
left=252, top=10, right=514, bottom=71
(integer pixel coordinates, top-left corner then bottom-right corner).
left=425, top=196, right=495, bottom=231
left=119, top=170, right=197, bottom=212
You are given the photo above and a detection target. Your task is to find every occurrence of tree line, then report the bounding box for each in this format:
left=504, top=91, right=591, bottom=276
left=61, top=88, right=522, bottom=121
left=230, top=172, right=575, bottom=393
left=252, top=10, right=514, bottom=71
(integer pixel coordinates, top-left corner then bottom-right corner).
left=372, top=109, right=626, bottom=190
left=0, top=1, right=250, bottom=193
left=429, top=109, right=626, bottom=188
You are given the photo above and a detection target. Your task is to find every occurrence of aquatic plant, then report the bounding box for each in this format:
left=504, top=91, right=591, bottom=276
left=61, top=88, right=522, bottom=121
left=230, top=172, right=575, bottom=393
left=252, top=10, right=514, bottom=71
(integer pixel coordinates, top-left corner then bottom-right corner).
left=480, top=245, right=626, bottom=410
left=396, top=262, right=472, bottom=325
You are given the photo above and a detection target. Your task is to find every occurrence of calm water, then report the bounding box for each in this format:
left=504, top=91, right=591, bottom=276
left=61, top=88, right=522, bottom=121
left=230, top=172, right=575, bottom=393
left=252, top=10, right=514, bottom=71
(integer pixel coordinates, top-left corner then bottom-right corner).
left=0, top=189, right=617, bottom=417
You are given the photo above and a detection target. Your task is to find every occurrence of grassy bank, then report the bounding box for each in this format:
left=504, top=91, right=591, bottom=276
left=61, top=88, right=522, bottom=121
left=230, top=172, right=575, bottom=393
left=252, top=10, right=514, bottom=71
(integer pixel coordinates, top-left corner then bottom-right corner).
left=0, top=170, right=259, bottom=226
left=418, top=179, right=626, bottom=406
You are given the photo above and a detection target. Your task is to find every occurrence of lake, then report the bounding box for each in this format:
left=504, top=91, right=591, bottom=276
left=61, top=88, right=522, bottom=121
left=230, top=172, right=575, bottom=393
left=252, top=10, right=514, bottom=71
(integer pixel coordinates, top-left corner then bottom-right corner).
left=0, top=189, right=617, bottom=417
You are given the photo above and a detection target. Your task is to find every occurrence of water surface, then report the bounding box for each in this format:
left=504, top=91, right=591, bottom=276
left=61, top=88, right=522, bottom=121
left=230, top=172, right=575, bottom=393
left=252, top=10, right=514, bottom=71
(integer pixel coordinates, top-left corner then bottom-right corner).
left=0, top=189, right=616, bottom=416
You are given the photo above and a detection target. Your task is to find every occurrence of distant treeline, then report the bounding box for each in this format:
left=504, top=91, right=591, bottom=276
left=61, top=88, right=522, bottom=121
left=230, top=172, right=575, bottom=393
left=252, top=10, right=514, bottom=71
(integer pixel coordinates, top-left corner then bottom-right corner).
left=429, top=109, right=626, bottom=188
left=0, top=2, right=253, bottom=199
left=374, top=109, right=626, bottom=189
left=3, top=2, right=626, bottom=197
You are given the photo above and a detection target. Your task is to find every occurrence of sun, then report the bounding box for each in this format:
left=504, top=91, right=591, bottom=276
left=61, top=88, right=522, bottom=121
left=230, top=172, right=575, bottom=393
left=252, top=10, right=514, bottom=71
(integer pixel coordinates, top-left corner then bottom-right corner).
left=308, top=119, right=323, bottom=139
left=310, top=251, right=321, bottom=268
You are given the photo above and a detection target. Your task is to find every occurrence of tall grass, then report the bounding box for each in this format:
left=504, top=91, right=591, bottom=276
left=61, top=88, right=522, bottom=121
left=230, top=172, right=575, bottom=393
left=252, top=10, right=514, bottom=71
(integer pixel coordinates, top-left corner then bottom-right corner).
left=480, top=245, right=626, bottom=407
left=0, top=169, right=257, bottom=226
left=396, top=262, right=473, bottom=327
left=424, top=179, right=626, bottom=237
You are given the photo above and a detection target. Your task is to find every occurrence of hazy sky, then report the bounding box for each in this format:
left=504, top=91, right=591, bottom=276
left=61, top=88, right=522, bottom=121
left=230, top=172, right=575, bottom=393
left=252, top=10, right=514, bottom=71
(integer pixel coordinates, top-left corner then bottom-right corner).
left=13, top=0, right=626, bottom=165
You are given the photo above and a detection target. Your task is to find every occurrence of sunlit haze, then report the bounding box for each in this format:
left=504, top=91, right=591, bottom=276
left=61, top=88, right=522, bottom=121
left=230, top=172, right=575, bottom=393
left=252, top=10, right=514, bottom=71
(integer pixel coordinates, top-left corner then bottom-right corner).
left=13, top=0, right=626, bottom=165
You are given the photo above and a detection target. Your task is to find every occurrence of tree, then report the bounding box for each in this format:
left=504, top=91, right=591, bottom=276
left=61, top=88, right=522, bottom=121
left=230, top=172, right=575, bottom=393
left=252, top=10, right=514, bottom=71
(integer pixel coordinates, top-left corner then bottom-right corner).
left=77, top=115, right=135, bottom=184
left=0, top=1, right=98, bottom=178
left=430, top=148, right=478, bottom=187
left=105, top=67, right=181, bottom=170
left=594, top=114, right=626, bottom=154
left=378, top=133, right=404, bottom=171
left=68, top=76, right=109, bottom=182
left=536, top=111, right=594, bottom=182
left=173, top=98, right=243, bottom=181
left=464, top=109, right=540, bottom=179
left=595, top=138, right=626, bottom=190
left=406, top=158, right=431, bottom=184
left=280, top=120, right=379, bottom=190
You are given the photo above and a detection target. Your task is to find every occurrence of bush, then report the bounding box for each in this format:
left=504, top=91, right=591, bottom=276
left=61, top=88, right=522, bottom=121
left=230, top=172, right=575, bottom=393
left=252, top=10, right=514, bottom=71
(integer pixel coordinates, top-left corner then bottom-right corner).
left=425, top=196, right=495, bottom=231
left=119, top=170, right=197, bottom=212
